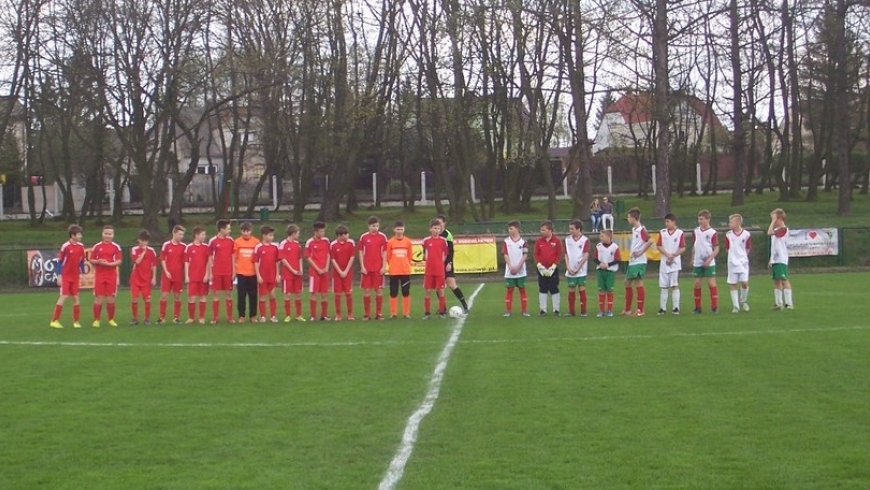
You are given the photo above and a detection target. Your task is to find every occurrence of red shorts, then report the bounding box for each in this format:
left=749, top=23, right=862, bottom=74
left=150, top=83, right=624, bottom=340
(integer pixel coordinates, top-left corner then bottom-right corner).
left=94, top=276, right=118, bottom=296
left=188, top=281, right=209, bottom=297
left=283, top=275, right=303, bottom=295
left=212, top=274, right=233, bottom=291
left=309, top=273, right=330, bottom=294
left=258, top=282, right=277, bottom=296
left=332, top=274, right=353, bottom=294
left=424, top=274, right=445, bottom=290
left=60, top=277, right=80, bottom=296
left=131, top=283, right=152, bottom=300
left=161, top=275, right=183, bottom=293
left=360, top=272, right=384, bottom=290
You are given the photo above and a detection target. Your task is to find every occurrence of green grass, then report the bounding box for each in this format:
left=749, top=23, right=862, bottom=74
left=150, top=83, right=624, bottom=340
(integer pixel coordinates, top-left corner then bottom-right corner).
left=2, top=190, right=869, bottom=248
left=2, top=274, right=870, bottom=489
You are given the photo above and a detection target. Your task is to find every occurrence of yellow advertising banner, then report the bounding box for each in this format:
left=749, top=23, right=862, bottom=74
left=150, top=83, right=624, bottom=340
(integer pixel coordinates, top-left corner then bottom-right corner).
left=403, top=236, right=499, bottom=275
left=612, top=232, right=663, bottom=261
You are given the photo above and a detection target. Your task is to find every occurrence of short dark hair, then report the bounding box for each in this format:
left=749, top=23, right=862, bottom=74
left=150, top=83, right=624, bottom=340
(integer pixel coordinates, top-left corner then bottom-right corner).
left=260, top=225, right=275, bottom=235
left=507, top=220, right=521, bottom=229
left=436, top=214, right=447, bottom=224
left=540, top=220, right=553, bottom=231
left=193, top=226, right=206, bottom=236
left=313, top=221, right=326, bottom=231
left=663, top=213, right=677, bottom=222
left=286, top=224, right=300, bottom=236
left=216, top=219, right=231, bottom=230
left=102, top=225, right=114, bottom=231
left=137, top=229, right=151, bottom=241
left=172, top=225, right=185, bottom=233
left=570, top=219, right=583, bottom=231
left=393, top=220, right=405, bottom=228
left=628, top=207, right=641, bottom=220
left=335, top=225, right=349, bottom=235
left=240, top=221, right=253, bottom=231
left=429, top=219, right=441, bottom=228
left=697, top=209, right=711, bottom=219
left=367, top=216, right=379, bottom=225
left=67, top=224, right=82, bottom=237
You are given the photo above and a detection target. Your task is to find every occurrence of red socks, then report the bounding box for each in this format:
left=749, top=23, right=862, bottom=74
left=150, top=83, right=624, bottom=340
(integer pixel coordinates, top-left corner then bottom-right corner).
left=519, top=288, right=528, bottom=313
left=506, top=287, right=514, bottom=313
left=568, top=291, right=576, bottom=315
left=624, top=287, right=634, bottom=311
left=694, top=287, right=702, bottom=309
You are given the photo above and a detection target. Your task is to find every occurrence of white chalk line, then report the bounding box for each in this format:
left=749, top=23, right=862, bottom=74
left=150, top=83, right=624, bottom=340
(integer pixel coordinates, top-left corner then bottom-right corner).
left=377, top=283, right=485, bottom=490
left=0, top=324, right=867, bottom=350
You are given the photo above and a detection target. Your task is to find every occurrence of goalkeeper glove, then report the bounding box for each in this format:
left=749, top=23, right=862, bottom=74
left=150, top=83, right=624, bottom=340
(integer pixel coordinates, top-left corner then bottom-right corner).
left=536, top=263, right=547, bottom=276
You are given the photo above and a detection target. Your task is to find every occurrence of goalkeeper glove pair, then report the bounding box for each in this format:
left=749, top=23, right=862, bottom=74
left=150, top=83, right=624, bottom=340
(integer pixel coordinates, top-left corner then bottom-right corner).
left=536, top=263, right=556, bottom=277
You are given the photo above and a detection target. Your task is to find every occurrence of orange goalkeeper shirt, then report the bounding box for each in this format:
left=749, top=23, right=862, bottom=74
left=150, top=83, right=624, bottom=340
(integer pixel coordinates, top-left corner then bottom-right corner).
left=386, top=236, right=413, bottom=275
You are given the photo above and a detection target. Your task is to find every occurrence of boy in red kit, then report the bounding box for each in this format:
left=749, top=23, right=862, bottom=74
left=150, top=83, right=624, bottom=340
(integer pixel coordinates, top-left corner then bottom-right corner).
left=331, top=225, right=357, bottom=321
left=158, top=225, right=186, bottom=324
left=50, top=224, right=86, bottom=329
left=208, top=219, right=235, bottom=323
left=422, top=219, right=449, bottom=319
left=280, top=225, right=305, bottom=322
left=130, top=230, right=158, bottom=326
left=184, top=227, right=210, bottom=324
left=254, top=225, right=281, bottom=323
left=358, top=216, right=387, bottom=320
left=306, top=221, right=331, bottom=321
left=89, top=225, right=123, bottom=327
left=533, top=220, right=563, bottom=316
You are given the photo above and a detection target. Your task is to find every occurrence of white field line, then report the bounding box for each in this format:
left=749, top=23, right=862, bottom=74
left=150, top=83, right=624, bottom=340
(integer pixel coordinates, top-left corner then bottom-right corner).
left=377, top=283, right=485, bottom=490
left=0, top=325, right=867, bottom=350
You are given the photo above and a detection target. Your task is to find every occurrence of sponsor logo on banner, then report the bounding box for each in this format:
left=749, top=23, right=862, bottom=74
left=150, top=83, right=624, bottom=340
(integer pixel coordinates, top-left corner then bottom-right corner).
left=27, top=248, right=95, bottom=289
left=401, top=235, right=498, bottom=275
left=612, top=232, right=663, bottom=261
left=785, top=228, right=838, bottom=257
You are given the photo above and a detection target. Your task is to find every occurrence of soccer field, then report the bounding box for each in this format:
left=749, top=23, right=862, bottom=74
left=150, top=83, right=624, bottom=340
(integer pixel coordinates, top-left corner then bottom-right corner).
left=2, top=273, right=870, bottom=489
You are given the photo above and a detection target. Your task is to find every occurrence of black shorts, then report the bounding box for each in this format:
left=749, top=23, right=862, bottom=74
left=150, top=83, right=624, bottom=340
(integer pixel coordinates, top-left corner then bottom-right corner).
left=389, top=275, right=411, bottom=297
left=538, top=268, right=560, bottom=294
left=445, top=262, right=455, bottom=278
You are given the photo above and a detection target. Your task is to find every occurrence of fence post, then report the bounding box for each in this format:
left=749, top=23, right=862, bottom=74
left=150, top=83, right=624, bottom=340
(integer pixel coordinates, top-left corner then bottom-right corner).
left=607, top=165, right=613, bottom=196
left=651, top=164, right=657, bottom=195
left=0, top=186, right=4, bottom=220
left=837, top=227, right=844, bottom=266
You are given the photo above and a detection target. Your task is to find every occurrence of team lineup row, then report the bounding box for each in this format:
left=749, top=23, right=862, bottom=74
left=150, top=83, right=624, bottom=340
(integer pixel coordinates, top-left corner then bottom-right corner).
left=48, top=215, right=470, bottom=328
left=47, top=208, right=794, bottom=328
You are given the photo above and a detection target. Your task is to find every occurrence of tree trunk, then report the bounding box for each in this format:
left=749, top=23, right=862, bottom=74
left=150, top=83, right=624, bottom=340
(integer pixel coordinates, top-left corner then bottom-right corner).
left=729, top=0, right=746, bottom=206
left=652, top=0, right=671, bottom=217
left=834, top=0, right=851, bottom=215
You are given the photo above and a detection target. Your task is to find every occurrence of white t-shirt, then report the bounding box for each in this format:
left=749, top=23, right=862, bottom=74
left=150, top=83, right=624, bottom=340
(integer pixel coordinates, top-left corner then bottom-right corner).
left=564, top=234, right=590, bottom=278
left=595, top=242, right=621, bottom=272
left=770, top=227, right=789, bottom=265
left=628, top=225, right=650, bottom=265
left=725, top=229, right=751, bottom=273
left=657, top=228, right=685, bottom=273
left=503, top=236, right=528, bottom=278
left=693, top=227, right=719, bottom=267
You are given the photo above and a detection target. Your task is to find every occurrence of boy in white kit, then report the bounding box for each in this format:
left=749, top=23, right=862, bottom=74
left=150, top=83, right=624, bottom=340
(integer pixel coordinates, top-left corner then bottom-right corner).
left=503, top=220, right=530, bottom=317
left=768, top=208, right=794, bottom=309
left=692, top=209, right=720, bottom=314
left=564, top=219, right=590, bottom=317
left=725, top=214, right=751, bottom=313
left=655, top=213, right=686, bottom=315
left=622, top=207, right=653, bottom=316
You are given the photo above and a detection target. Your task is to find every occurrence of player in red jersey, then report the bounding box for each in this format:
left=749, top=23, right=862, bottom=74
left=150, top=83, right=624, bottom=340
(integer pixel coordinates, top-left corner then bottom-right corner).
left=422, top=219, right=449, bottom=318
left=49, top=224, right=86, bottom=329
left=358, top=216, right=387, bottom=320
left=305, top=221, right=331, bottom=321
left=331, top=225, right=357, bottom=321
left=129, top=230, right=158, bottom=325
left=89, top=225, right=123, bottom=327
left=254, top=225, right=281, bottom=322
left=158, top=225, right=186, bottom=323
left=208, top=219, right=236, bottom=323
left=184, top=227, right=211, bottom=324
left=279, top=224, right=305, bottom=322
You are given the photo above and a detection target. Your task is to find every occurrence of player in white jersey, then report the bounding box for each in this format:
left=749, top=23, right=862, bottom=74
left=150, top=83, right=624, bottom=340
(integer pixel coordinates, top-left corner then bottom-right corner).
left=503, top=220, right=530, bottom=317
left=594, top=230, right=621, bottom=317
left=692, top=209, right=720, bottom=314
left=768, top=208, right=793, bottom=309
left=564, top=220, right=590, bottom=317
left=622, top=207, right=653, bottom=316
left=725, top=214, right=752, bottom=313
left=655, top=213, right=686, bottom=315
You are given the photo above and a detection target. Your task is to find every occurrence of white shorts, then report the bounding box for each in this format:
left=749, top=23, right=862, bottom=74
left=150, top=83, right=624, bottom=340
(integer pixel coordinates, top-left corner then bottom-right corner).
left=659, top=270, right=679, bottom=288
left=727, top=270, right=749, bottom=285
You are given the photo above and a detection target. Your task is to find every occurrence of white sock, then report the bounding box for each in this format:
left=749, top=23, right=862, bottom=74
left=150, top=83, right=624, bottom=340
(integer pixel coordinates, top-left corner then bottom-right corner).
left=672, top=289, right=681, bottom=310
left=740, top=287, right=749, bottom=304
left=660, top=289, right=668, bottom=311
left=552, top=293, right=561, bottom=312
left=730, top=290, right=739, bottom=309
left=784, top=289, right=793, bottom=306
left=539, top=293, right=547, bottom=312
left=774, top=289, right=783, bottom=306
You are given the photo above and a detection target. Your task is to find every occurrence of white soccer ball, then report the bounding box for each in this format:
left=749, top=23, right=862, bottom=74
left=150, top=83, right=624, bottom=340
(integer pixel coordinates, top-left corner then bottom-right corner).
left=448, top=305, right=465, bottom=318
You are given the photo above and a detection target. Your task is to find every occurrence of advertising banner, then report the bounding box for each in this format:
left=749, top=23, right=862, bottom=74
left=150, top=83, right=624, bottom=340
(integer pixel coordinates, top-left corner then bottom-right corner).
left=27, top=248, right=95, bottom=289
left=402, top=236, right=498, bottom=275
left=612, top=232, right=663, bottom=261
left=785, top=228, right=839, bottom=257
